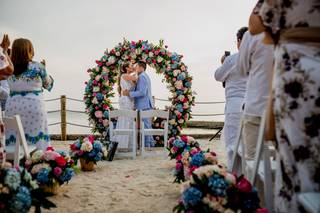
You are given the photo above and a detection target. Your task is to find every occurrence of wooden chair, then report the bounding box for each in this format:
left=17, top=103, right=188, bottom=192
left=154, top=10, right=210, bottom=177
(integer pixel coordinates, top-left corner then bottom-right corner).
left=139, top=110, right=169, bottom=156
left=298, top=192, right=320, bottom=213
left=4, top=115, right=36, bottom=167
left=108, top=109, right=138, bottom=159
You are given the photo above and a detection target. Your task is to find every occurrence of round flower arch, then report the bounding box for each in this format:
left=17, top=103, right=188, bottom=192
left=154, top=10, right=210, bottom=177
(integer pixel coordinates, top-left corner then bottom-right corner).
left=84, top=39, right=195, bottom=138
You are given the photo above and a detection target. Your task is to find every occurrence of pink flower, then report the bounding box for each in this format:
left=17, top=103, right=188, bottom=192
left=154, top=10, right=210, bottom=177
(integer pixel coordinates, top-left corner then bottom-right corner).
left=176, top=155, right=182, bottom=161
left=95, top=111, right=103, bottom=118
left=237, top=176, right=253, bottom=193
left=54, top=167, right=62, bottom=177
left=190, top=149, right=199, bottom=155
left=180, top=135, right=188, bottom=143
left=256, top=209, right=269, bottom=213
left=42, top=150, right=61, bottom=161
left=176, top=162, right=183, bottom=171
left=46, top=147, right=54, bottom=151
left=88, top=135, right=95, bottom=143
left=172, top=147, right=178, bottom=152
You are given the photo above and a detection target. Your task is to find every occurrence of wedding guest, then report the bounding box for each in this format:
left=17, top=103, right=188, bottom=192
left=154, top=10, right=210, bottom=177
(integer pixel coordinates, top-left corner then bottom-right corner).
left=214, top=27, right=248, bottom=169
left=250, top=1, right=320, bottom=212
left=5, top=38, right=54, bottom=150
left=0, top=80, right=9, bottom=110
left=237, top=31, right=274, bottom=160
left=0, top=34, right=14, bottom=167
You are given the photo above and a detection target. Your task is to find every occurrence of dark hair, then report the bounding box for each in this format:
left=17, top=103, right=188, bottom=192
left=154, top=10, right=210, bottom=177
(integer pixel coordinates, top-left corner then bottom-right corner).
left=117, top=63, right=130, bottom=95
left=11, top=38, right=34, bottom=76
left=137, top=61, right=146, bottom=71
left=237, top=27, right=249, bottom=41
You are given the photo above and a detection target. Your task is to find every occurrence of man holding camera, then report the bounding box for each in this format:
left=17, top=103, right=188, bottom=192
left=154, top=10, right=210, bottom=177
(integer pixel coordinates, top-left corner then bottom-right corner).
left=214, top=27, right=248, bottom=169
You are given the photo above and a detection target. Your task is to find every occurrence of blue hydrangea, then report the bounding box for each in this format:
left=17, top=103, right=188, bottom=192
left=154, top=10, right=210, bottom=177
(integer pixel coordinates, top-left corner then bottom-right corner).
left=57, top=150, right=68, bottom=157
left=182, top=187, right=203, bottom=207
left=176, top=104, right=183, bottom=113
left=176, top=90, right=183, bottom=95
left=4, top=168, right=21, bottom=191
left=75, top=140, right=81, bottom=149
left=185, top=82, right=191, bottom=88
left=171, top=53, right=179, bottom=61
left=208, top=174, right=229, bottom=197
left=93, top=141, right=103, bottom=152
left=88, top=150, right=97, bottom=158
left=173, top=139, right=185, bottom=148
left=103, top=111, right=109, bottom=118
left=96, top=93, right=104, bottom=101
left=59, top=168, right=74, bottom=182
left=171, top=63, right=178, bottom=69
left=10, top=186, right=32, bottom=213
left=177, top=73, right=185, bottom=81
left=190, top=152, right=205, bottom=167
left=37, top=168, right=49, bottom=184
left=94, top=152, right=103, bottom=162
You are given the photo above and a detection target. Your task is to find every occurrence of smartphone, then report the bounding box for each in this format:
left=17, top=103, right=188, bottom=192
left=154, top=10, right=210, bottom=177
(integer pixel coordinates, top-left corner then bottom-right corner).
left=224, top=51, right=231, bottom=57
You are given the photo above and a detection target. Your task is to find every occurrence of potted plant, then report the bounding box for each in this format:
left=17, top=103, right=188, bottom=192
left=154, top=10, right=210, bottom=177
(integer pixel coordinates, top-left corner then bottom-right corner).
left=70, top=135, right=103, bottom=171
left=25, top=147, right=76, bottom=195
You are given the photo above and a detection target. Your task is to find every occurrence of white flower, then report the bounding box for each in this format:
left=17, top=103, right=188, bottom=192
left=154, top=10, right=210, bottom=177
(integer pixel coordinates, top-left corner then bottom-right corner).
left=92, top=97, right=98, bottom=104
left=115, top=51, right=120, bottom=56
left=169, top=119, right=176, bottom=125
left=93, top=87, right=100, bottom=92
left=149, top=52, right=154, bottom=57
left=95, top=75, right=101, bottom=81
left=108, top=56, right=116, bottom=64
left=135, top=48, right=142, bottom=55
left=173, top=69, right=180, bottom=76
left=31, top=150, right=43, bottom=163
left=178, top=95, right=184, bottom=101
left=157, top=56, right=163, bottom=63
left=174, top=81, right=183, bottom=90
left=81, top=141, right=93, bottom=152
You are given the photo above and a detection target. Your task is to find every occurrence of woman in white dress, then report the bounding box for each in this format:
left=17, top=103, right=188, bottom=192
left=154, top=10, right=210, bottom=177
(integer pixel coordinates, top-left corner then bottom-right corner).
left=5, top=38, right=53, bottom=150
left=114, top=63, right=138, bottom=149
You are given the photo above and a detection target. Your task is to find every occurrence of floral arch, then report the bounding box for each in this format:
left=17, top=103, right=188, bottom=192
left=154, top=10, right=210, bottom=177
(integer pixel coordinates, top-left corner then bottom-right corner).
left=84, top=39, right=195, bottom=138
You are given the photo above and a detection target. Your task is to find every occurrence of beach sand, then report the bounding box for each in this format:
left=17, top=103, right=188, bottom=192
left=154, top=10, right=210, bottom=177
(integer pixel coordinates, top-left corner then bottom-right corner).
left=43, top=138, right=226, bottom=213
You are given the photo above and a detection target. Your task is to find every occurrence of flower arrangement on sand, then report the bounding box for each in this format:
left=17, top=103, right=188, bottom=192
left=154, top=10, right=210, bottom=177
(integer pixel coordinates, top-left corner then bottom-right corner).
left=0, top=166, right=56, bottom=212
left=70, top=135, right=104, bottom=171
left=174, top=165, right=263, bottom=213
left=84, top=39, right=195, bottom=138
left=167, top=135, right=199, bottom=160
left=25, top=147, right=75, bottom=194
left=173, top=146, right=218, bottom=183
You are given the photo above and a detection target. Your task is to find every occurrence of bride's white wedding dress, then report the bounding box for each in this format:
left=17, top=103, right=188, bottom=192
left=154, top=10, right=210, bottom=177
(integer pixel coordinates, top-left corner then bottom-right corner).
left=113, top=77, right=135, bottom=149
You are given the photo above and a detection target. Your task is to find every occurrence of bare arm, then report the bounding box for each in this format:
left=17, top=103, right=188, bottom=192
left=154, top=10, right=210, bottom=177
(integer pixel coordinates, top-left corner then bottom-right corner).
left=122, top=73, right=138, bottom=82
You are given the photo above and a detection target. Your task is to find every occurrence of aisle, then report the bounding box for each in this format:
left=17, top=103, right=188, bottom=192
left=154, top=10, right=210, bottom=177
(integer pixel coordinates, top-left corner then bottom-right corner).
left=43, top=139, right=225, bottom=213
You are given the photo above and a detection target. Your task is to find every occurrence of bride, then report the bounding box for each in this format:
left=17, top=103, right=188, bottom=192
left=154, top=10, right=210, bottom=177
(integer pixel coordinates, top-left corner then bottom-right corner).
left=114, top=63, right=138, bottom=149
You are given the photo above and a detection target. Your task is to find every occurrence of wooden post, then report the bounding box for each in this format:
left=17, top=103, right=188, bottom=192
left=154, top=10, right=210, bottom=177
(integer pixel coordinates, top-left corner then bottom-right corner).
left=60, top=95, right=67, bottom=141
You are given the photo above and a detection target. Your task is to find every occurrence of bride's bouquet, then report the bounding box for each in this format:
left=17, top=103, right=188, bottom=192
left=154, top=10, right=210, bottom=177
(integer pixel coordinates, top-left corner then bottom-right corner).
left=70, top=135, right=104, bottom=171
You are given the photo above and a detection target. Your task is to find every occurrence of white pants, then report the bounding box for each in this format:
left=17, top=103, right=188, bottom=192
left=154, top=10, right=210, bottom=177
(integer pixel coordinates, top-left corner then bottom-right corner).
left=223, top=112, right=242, bottom=169
left=242, top=114, right=261, bottom=160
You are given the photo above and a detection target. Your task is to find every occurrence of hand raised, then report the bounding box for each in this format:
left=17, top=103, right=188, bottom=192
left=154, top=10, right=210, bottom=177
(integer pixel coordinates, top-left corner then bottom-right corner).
left=0, top=34, right=10, bottom=51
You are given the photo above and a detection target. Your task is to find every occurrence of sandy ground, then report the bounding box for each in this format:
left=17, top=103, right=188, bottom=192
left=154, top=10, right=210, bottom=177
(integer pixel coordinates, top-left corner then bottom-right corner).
left=43, top=138, right=226, bottom=213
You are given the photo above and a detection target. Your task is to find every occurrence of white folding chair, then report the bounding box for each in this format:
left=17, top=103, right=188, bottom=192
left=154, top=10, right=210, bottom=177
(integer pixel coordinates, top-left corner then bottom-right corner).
left=108, top=109, right=138, bottom=159
left=231, top=112, right=276, bottom=212
left=139, top=110, right=169, bottom=156
left=298, top=192, right=320, bottom=213
left=247, top=111, right=276, bottom=212
left=4, top=115, right=36, bottom=167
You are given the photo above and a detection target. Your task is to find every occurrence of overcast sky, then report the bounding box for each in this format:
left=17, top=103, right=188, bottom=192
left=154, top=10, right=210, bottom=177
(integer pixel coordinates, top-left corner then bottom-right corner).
left=0, top=0, right=256, bottom=115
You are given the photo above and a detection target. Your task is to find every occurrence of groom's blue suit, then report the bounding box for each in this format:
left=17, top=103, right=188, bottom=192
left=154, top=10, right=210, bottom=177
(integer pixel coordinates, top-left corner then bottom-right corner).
left=129, top=71, right=155, bottom=147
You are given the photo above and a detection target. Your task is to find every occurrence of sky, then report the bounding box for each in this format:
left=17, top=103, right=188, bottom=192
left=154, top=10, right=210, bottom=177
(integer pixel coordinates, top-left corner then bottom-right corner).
left=0, top=0, right=256, bottom=120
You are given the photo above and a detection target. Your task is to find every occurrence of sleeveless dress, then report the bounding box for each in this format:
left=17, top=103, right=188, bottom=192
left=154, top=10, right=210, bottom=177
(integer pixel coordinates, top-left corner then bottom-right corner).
left=257, top=1, right=320, bottom=212
left=5, top=61, right=53, bottom=150
left=113, top=76, right=135, bottom=149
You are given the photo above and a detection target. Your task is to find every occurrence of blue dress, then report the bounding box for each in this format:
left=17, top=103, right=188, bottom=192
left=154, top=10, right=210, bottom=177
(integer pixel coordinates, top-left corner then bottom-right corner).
left=5, top=61, right=54, bottom=150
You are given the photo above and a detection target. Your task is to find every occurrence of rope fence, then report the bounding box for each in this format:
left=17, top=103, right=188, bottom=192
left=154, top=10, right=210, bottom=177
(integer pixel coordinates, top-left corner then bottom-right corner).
left=46, top=95, right=225, bottom=140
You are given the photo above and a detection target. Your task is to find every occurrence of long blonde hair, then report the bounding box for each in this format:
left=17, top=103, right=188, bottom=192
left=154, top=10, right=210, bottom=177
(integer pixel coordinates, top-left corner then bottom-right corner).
left=117, top=63, right=130, bottom=95
left=11, top=38, right=34, bottom=76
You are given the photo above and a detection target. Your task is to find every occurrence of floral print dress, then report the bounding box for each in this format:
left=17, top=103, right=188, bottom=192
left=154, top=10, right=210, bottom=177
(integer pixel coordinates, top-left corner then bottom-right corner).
left=5, top=61, right=53, bottom=150
left=257, top=0, right=320, bottom=212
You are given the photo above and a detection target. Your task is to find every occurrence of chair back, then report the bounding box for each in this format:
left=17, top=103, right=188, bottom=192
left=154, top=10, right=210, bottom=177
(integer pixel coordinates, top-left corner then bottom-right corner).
left=3, top=115, right=30, bottom=166
left=109, top=109, right=138, bottom=119
left=140, top=110, right=169, bottom=120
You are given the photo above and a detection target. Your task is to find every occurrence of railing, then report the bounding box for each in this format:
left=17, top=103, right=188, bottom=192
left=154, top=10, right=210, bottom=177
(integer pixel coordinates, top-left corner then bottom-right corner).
left=46, top=95, right=225, bottom=140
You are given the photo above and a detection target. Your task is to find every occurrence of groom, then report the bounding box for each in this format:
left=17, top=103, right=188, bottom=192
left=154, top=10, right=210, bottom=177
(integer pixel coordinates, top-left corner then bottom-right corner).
left=122, top=61, right=155, bottom=147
